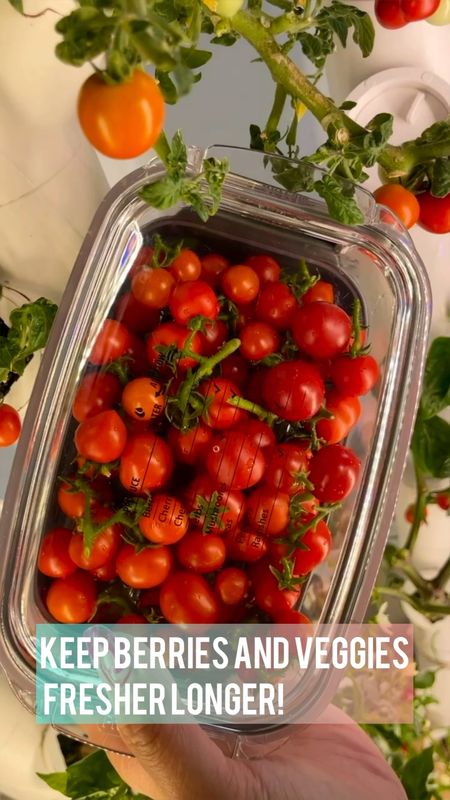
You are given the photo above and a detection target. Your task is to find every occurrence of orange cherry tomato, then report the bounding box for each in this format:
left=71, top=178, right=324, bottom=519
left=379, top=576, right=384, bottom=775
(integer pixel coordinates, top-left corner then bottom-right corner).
left=77, top=70, right=165, bottom=159
left=122, top=377, right=166, bottom=422
left=373, top=184, right=420, bottom=229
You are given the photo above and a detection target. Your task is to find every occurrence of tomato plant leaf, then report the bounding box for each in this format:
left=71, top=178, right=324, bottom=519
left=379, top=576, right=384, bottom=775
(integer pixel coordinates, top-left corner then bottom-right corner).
left=400, top=746, right=434, bottom=800
left=7, top=0, right=24, bottom=12
left=414, top=118, right=450, bottom=147
left=0, top=297, right=57, bottom=390
left=155, top=69, right=178, bottom=104
left=38, top=749, right=151, bottom=799
left=55, top=8, right=115, bottom=66
left=180, top=46, right=212, bottom=68
left=430, top=157, right=450, bottom=198
left=419, top=336, right=450, bottom=419
left=412, top=415, right=450, bottom=479
left=414, top=671, right=435, bottom=690
left=314, top=174, right=365, bottom=225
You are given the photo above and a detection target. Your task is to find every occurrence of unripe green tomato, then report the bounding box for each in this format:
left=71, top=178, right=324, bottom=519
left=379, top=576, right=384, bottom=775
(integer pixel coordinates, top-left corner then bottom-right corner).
left=203, top=0, right=244, bottom=17
left=426, top=0, right=450, bottom=23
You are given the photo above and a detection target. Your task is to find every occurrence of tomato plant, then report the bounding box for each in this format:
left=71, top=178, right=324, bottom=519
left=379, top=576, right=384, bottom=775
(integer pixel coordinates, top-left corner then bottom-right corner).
left=78, top=70, right=164, bottom=159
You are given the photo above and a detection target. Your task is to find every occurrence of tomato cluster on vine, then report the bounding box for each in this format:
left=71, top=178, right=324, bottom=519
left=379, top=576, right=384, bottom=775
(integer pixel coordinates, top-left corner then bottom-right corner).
left=38, top=239, right=380, bottom=628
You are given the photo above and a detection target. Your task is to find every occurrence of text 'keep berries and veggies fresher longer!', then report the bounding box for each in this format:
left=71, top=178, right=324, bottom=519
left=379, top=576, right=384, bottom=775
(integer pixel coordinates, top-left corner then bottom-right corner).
left=38, top=239, right=380, bottom=627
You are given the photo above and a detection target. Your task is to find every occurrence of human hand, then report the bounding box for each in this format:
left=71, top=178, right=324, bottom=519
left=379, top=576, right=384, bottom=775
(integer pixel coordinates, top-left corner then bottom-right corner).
left=104, top=709, right=407, bottom=800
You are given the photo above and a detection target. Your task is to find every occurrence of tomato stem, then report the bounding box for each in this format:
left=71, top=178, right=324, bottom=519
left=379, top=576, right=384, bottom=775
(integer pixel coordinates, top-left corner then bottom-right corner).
left=264, top=83, right=287, bottom=147
left=350, top=298, right=362, bottom=357
left=226, top=395, right=278, bottom=426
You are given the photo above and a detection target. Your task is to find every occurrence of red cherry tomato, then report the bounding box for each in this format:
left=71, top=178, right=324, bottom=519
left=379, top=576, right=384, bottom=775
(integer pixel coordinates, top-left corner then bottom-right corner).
left=206, top=431, right=266, bottom=490
left=69, top=513, right=122, bottom=570
left=246, top=488, right=290, bottom=537
left=117, top=614, right=148, bottom=624
left=46, top=571, right=97, bottom=623
left=302, top=280, right=335, bottom=304
left=176, top=531, right=226, bottom=573
left=437, top=493, right=450, bottom=511
left=170, top=249, right=202, bottom=282
left=74, top=410, right=127, bottom=463
left=89, top=320, right=133, bottom=366
left=116, top=544, right=173, bottom=588
left=122, top=377, right=165, bottom=422
left=220, top=353, right=249, bottom=386
left=225, top=529, right=268, bottom=562
left=250, top=561, right=300, bottom=618
left=146, top=322, right=202, bottom=374
left=169, top=280, right=219, bottom=324
left=308, top=444, right=361, bottom=503
left=264, top=441, right=312, bottom=495
left=263, top=360, right=325, bottom=421
left=160, top=572, right=221, bottom=623
left=373, top=185, right=420, bottom=229
left=114, top=292, right=160, bottom=335
left=401, top=0, right=439, bottom=20
left=374, top=0, right=407, bottom=26
left=167, top=423, right=212, bottom=465
left=0, top=403, right=21, bottom=447
left=91, top=558, right=117, bottom=582
left=255, top=282, right=297, bottom=330
left=185, top=475, right=245, bottom=536
left=291, top=302, right=352, bottom=360
left=272, top=520, right=332, bottom=575
left=418, top=192, right=450, bottom=234
left=244, top=254, right=281, bottom=284
left=197, top=319, right=228, bottom=356
left=72, top=372, right=121, bottom=423
left=58, top=482, right=87, bottom=518
left=138, top=494, right=189, bottom=545
left=273, top=608, right=311, bottom=624
left=316, top=392, right=361, bottom=444
left=200, top=253, right=230, bottom=286
left=131, top=267, right=175, bottom=309
left=199, top=378, right=246, bottom=430
left=240, top=322, right=280, bottom=361
left=38, top=528, right=78, bottom=578
left=404, top=503, right=428, bottom=524
left=221, top=265, right=260, bottom=304
left=329, top=354, right=380, bottom=396
left=215, top=567, right=249, bottom=605
left=236, top=418, right=276, bottom=451
left=119, top=432, right=173, bottom=495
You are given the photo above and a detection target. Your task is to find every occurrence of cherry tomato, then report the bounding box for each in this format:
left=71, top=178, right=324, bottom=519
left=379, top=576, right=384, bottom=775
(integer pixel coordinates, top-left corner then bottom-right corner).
left=215, top=567, right=249, bottom=605
left=236, top=418, right=276, bottom=451
left=206, top=431, right=266, bottom=490
left=436, top=493, right=450, bottom=511
left=220, top=353, right=249, bottom=386
left=77, top=70, right=164, bottom=159
left=282, top=520, right=332, bottom=575
left=68, top=506, right=122, bottom=570
left=176, top=531, right=226, bottom=573
left=255, top=282, right=297, bottom=330
left=131, top=267, right=175, bottom=309
left=169, top=280, right=219, bottom=324
left=119, top=432, right=173, bottom=494
left=330, top=354, right=380, bottom=396
left=316, top=393, right=361, bottom=444
left=170, top=249, right=202, bottom=282
left=221, top=265, right=260, bottom=304
left=302, top=280, right=335, bottom=305
left=74, top=410, right=127, bottom=464
left=138, top=494, right=189, bottom=544
left=146, top=322, right=202, bottom=374
left=405, top=503, right=428, bottom=524
left=246, top=488, right=290, bottom=536
left=160, top=572, right=220, bottom=623
left=46, top=571, right=97, bottom=623
left=72, top=372, right=122, bottom=423
left=374, top=0, right=407, bottom=26
left=57, top=482, right=87, bottom=518
left=308, top=444, right=361, bottom=503
left=273, top=608, right=311, bottom=624
left=291, top=302, right=352, bottom=360
left=240, top=322, right=280, bottom=361
left=244, top=254, right=281, bottom=284
left=116, top=544, right=173, bottom=589
left=235, top=303, right=257, bottom=332
left=114, top=292, right=160, bottom=335
left=117, top=614, right=148, bottom=624
left=121, top=377, right=165, bottom=422
left=250, top=561, right=300, bottom=618
left=199, top=378, right=246, bottom=430
left=197, top=319, right=228, bottom=356
left=225, top=528, right=268, bottom=562
left=264, top=441, right=312, bottom=495
left=185, top=475, right=245, bottom=536
left=263, top=360, right=325, bottom=421
left=38, top=528, right=77, bottom=579
left=418, top=192, right=450, bottom=234
left=401, top=0, right=439, bottom=19
left=373, top=184, right=420, bottom=229
left=200, top=253, right=230, bottom=286
left=0, top=403, right=21, bottom=447
left=168, top=423, right=212, bottom=465
left=130, top=245, right=155, bottom=275
left=89, top=320, right=133, bottom=366
left=91, top=558, right=117, bottom=582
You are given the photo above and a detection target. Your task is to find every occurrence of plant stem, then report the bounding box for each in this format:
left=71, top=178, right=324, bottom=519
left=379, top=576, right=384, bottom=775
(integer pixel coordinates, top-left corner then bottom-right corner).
left=377, top=587, right=450, bottom=618
left=270, top=10, right=315, bottom=34
left=405, top=463, right=428, bottom=553
left=432, top=557, right=450, bottom=592
left=227, top=395, right=278, bottom=425
left=154, top=130, right=171, bottom=166
left=265, top=83, right=287, bottom=139
left=178, top=338, right=241, bottom=415
left=397, top=562, right=434, bottom=597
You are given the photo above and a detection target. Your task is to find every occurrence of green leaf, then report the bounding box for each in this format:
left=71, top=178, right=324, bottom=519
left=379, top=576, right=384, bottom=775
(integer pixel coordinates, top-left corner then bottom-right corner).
left=400, top=747, right=434, bottom=800
left=314, top=174, right=364, bottom=225
left=140, top=176, right=183, bottom=209
left=420, top=337, right=450, bottom=419
left=155, top=69, right=179, bottom=104
left=7, top=0, right=24, bottom=12
left=271, top=158, right=316, bottom=193
left=0, top=298, right=57, bottom=387
left=431, top=157, right=450, bottom=198
left=351, top=11, right=375, bottom=57
left=180, top=46, right=212, bottom=68
left=412, top=415, right=450, bottom=478
left=38, top=749, right=150, bottom=799
left=414, top=118, right=450, bottom=147
left=414, top=671, right=436, bottom=690
left=37, top=771, right=68, bottom=795
left=55, top=8, right=115, bottom=66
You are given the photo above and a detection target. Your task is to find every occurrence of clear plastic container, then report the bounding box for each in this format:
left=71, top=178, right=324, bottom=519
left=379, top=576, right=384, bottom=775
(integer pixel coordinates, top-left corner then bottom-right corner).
left=0, top=146, right=430, bottom=754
